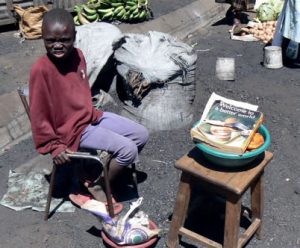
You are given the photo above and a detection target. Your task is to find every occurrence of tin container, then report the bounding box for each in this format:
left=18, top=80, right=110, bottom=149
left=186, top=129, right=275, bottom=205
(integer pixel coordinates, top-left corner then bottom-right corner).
left=263, top=46, right=283, bottom=69
left=216, top=57, right=235, bottom=81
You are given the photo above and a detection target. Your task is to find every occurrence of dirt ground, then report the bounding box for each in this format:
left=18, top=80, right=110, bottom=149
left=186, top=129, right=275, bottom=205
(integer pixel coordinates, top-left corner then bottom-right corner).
left=1, top=10, right=300, bottom=248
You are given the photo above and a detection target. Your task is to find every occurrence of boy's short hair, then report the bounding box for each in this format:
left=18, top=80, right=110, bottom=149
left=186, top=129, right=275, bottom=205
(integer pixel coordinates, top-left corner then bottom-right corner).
left=42, top=8, right=75, bottom=32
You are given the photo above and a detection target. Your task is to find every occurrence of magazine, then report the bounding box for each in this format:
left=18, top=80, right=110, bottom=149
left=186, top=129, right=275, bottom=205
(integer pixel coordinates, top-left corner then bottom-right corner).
left=191, top=92, right=264, bottom=154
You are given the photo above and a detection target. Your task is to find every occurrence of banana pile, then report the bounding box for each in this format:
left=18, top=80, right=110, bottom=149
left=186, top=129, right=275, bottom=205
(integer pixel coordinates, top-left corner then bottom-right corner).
left=73, top=0, right=152, bottom=25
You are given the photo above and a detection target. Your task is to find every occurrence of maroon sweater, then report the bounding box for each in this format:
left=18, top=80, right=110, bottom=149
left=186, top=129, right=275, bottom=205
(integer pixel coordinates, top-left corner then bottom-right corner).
left=29, top=48, right=102, bottom=158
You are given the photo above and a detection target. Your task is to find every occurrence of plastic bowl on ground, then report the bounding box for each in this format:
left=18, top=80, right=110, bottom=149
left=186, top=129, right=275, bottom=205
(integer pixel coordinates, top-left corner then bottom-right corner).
left=195, top=124, right=271, bottom=168
left=101, top=220, right=159, bottom=248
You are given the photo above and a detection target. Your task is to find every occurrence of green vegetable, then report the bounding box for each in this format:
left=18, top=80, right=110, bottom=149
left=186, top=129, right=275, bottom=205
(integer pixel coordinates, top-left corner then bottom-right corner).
left=270, top=0, right=284, bottom=17
left=256, top=0, right=284, bottom=22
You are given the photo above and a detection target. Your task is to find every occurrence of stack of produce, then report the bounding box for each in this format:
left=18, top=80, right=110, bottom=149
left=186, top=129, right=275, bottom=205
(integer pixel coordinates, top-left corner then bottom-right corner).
left=241, top=21, right=277, bottom=44
left=73, top=0, right=152, bottom=25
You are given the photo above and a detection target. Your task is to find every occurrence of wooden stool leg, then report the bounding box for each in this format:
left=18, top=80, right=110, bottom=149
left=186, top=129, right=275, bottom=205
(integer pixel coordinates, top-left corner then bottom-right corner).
left=44, top=163, right=57, bottom=221
left=223, top=196, right=241, bottom=248
left=251, top=172, right=264, bottom=239
left=167, top=173, right=192, bottom=248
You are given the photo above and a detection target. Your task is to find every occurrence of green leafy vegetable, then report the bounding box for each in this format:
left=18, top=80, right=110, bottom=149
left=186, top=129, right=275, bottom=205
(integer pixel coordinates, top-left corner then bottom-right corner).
left=256, top=0, right=284, bottom=22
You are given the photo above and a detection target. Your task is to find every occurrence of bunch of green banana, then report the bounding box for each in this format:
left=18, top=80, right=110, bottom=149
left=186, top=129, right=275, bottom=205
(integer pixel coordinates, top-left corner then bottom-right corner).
left=73, top=0, right=152, bottom=25
left=73, top=4, right=100, bottom=25
left=124, top=0, right=152, bottom=22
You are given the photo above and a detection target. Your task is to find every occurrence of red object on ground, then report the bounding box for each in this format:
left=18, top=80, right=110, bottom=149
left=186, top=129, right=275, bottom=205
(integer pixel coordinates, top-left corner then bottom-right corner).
left=101, top=220, right=159, bottom=248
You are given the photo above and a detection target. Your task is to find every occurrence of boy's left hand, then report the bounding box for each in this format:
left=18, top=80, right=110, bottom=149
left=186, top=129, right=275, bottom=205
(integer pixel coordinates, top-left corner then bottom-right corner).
left=53, top=149, right=74, bottom=165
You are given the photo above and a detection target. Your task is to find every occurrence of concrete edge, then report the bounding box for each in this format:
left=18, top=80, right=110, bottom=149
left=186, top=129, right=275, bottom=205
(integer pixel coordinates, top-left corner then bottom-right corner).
left=119, top=1, right=227, bottom=39
left=0, top=0, right=227, bottom=153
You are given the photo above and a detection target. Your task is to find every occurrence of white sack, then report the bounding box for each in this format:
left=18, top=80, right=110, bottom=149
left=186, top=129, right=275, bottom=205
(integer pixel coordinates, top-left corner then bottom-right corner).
left=114, top=31, right=197, bottom=131
left=75, top=22, right=123, bottom=87
left=114, top=31, right=196, bottom=84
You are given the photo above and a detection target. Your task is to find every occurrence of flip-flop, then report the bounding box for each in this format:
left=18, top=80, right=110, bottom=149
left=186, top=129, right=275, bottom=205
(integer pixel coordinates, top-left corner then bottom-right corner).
left=76, top=178, right=119, bottom=206
left=81, top=179, right=113, bottom=203
left=70, top=192, right=118, bottom=205
left=69, top=193, right=123, bottom=217
left=78, top=197, right=113, bottom=224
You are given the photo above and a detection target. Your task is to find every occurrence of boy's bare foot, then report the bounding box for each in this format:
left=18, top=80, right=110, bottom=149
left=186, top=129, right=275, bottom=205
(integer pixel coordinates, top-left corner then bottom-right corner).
left=84, top=181, right=108, bottom=202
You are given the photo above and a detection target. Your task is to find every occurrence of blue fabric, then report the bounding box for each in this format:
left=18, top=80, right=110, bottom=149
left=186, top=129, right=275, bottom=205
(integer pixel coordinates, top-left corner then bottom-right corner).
left=281, top=0, right=300, bottom=42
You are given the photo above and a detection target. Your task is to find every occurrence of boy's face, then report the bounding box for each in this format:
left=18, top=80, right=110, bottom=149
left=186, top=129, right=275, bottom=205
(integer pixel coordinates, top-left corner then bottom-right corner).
left=42, top=22, right=75, bottom=61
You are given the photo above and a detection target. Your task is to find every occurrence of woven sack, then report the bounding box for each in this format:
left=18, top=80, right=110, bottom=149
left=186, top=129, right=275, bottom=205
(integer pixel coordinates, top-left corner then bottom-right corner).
left=14, top=5, right=48, bottom=40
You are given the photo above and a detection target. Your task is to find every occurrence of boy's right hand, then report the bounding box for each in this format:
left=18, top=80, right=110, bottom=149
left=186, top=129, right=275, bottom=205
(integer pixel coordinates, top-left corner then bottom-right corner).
left=53, top=149, right=74, bottom=165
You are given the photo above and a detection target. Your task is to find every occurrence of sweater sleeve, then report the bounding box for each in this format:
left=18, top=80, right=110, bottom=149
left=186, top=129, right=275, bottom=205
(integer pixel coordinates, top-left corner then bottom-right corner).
left=29, top=64, right=67, bottom=158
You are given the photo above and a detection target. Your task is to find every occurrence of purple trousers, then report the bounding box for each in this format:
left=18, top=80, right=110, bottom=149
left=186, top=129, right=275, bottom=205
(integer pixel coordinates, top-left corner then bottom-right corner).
left=79, top=112, right=149, bottom=166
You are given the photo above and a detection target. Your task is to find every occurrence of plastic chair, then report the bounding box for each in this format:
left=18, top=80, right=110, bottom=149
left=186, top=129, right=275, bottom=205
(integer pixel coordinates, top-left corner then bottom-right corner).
left=17, top=85, right=138, bottom=220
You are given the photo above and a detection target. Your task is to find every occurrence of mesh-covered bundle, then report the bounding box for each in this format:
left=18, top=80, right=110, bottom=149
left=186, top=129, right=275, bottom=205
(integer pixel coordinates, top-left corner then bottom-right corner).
left=114, top=31, right=197, bottom=131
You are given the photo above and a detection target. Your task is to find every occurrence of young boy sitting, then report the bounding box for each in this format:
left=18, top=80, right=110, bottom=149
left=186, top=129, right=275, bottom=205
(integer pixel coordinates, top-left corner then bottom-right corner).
left=29, top=8, right=149, bottom=206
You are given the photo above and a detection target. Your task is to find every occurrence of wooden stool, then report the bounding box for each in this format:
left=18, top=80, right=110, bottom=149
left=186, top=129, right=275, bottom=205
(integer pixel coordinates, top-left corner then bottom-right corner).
left=167, top=148, right=273, bottom=248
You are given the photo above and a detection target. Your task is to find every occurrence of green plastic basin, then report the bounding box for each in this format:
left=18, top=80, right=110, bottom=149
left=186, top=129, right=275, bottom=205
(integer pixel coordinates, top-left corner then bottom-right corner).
left=195, top=124, right=271, bottom=168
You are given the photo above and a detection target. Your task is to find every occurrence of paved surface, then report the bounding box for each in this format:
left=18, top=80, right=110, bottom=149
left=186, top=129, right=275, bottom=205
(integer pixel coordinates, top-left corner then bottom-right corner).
left=1, top=1, right=300, bottom=248
left=0, top=0, right=227, bottom=153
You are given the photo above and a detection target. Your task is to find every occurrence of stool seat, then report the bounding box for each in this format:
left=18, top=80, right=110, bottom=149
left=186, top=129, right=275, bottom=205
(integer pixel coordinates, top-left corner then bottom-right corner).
left=167, top=148, right=273, bottom=248
left=175, top=148, right=273, bottom=195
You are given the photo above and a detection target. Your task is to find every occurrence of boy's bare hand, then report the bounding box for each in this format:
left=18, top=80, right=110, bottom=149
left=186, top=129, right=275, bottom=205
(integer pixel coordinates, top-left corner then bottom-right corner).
left=53, top=149, right=74, bottom=165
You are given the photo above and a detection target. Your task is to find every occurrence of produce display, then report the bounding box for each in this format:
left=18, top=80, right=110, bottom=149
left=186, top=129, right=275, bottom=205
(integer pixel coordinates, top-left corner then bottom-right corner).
left=73, top=0, right=152, bottom=25
left=241, top=20, right=277, bottom=44
left=256, top=0, right=283, bottom=22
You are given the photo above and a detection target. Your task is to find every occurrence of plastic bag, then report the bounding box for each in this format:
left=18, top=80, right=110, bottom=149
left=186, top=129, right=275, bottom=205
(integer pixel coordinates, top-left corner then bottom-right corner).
left=14, top=5, right=48, bottom=40
left=286, top=40, right=299, bottom=60
left=102, top=197, right=160, bottom=245
left=92, top=89, right=117, bottom=109
left=114, top=31, right=196, bottom=85
left=75, top=22, right=123, bottom=87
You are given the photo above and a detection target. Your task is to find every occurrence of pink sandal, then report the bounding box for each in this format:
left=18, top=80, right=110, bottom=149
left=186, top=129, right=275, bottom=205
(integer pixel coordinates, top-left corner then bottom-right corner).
left=69, top=193, right=123, bottom=216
